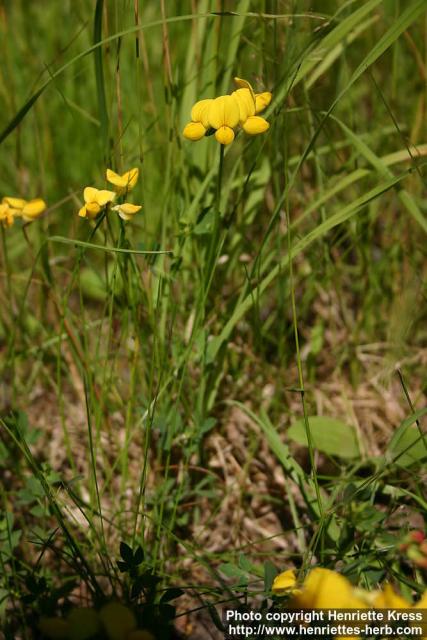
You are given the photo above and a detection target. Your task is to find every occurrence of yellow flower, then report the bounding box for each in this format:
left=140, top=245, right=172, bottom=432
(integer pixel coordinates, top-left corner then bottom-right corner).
left=67, top=607, right=101, bottom=639
left=255, top=91, right=272, bottom=114
left=21, top=198, right=46, bottom=221
left=106, top=168, right=139, bottom=195
left=372, top=583, right=410, bottom=608
left=272, top=569, right=297, bottom=596
left=112, top=202, right=142, bottom=221
left=183, top=99, right=213, bottom=141
left=78, top=187, right=116, bottom=219
left=1, top=196, right=46, bottom=224
left=99, top=602, right=137, bottom=640
left=234, top=77, right=272, bottom=114
left=242, top=116, right=270, bottom=135
left=233, top=77, right=256, bottom=97
left=2, top=196, right=27, bottom=214
left=183, top=121, right=207, bottom=141
left=183, top=75, right=271, bottom=145
left=208, top=95, right=240, bottom=145
left=289, top=568, right=366, bottom=609
left=233, top=77, right=270, bottom=135
left=0, top=202, right=14, bottom=227
left=232, top=88, right=256, bottom=123
left=38, top=616, right=70, bottom=639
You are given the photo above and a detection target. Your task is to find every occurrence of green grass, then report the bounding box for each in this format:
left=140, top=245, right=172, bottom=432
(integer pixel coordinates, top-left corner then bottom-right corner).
left=0, top=1, right=426, bottom=638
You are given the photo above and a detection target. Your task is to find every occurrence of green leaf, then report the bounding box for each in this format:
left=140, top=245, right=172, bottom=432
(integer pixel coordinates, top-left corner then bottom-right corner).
left=263, top=561, right=278, bottom=593
left=386, top=409, right=427, bottom=467
left=160, top=588, right=184, bottom=603
left=193, top=208, right=216, bottom=235
left=133, top=546, right=144, bottom=566
left=287, top=416, right=360, bottom=459
left=218, top=562, right=248, bottom=585
left=79, top=267, right=108, bottom=302
left=119, top=541, right=134, bottom=564
left=207, top=604, right=225, bottom=632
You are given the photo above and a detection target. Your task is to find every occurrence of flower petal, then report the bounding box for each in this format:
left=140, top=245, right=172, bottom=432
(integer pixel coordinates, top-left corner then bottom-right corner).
left=112, top=203, right=142, bottom=220
left=242, top=115, right=269, bottom=135
left=232, top=88, right=256, bottom=122
left=3, top=196, right=27, bottom=210
left=215, top=126, right=235, bottom=145
left=272, top=569, right=297, bottom=595
left=289, top=568, right=366, bottom=609
left=0, top=203, right=14, bottom=227
left=106, top=168, right=122, bottom=185
left=372, top=584, right=410, bottom=609
left=85, top=202, right=101, bottom=218
left=95, top=190, right=116, bottom=206
left=78, top=206, right=88, bottom=218
left=191, top=99, right=213, bottom=128
left=121, top=167, right=139, bottom=190
left=21, top=198, right=46, bottom=221
left=234, top=77, right=255, bottom=100
left=183, top=121, right=207, bottom=141
left=255, top=92, right=272, bottom=113
left=208, top=95, right=239, bottom=129
left=117, top=203, right=142, bottom=215
left=106, top=168, right=139, bottom=191
left=83, top=187, right=98, bottom=204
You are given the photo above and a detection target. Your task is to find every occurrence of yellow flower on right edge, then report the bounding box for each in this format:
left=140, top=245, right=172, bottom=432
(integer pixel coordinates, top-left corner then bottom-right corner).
left=183, top=76, right=272, bottom=145
left=283, top=568, right=367, bottom=609
left=273, top=567, right=427, bottom=637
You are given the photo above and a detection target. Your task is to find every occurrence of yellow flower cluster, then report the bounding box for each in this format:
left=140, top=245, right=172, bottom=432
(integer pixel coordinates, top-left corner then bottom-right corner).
left=79, top=168, right=141, bottom=222
left=272, top=567, right=427, bottom=609
left=39, top=602, right=154, bottom=640
left=183, top=77, right=272, bottom=145
left=0, top=196, right=46, bottom=228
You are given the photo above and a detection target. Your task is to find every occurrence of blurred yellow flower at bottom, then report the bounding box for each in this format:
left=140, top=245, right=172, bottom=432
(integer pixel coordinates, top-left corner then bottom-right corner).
left=99, top=602, right=137, bottom=640
left=67, top=607, right=101, bottom=639
left=372, top=583, right=410, bottom=608
left=290, top=568, right=366, bottom=609
left=272, top=569, right=297, bottom=595
left=38, top=616, right=69, bottom=639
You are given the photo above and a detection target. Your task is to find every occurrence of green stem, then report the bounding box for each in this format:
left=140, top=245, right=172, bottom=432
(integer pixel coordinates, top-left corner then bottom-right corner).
left=1, top=226, right=12, bottom=302
left=204, top=144, right=224, bottom=291
left=284, top=193, right=325, bottom=568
